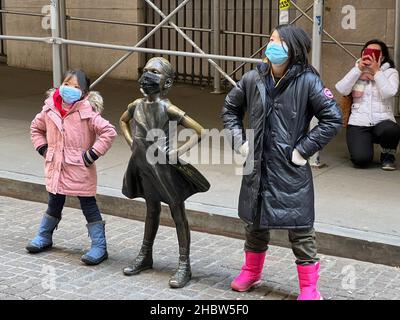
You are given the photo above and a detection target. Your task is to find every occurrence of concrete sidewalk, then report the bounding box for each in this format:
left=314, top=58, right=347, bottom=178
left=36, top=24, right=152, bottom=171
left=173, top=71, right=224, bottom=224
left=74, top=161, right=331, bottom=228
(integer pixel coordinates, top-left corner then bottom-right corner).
left=1, top=195, right=400, bottom=300
left=1, top=63, right=400, bottom=266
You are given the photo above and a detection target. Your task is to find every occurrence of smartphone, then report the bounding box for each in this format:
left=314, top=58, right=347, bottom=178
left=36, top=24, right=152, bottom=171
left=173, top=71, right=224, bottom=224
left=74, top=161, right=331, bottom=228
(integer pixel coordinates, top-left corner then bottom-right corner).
left=363, top=48, right=381, bottom=61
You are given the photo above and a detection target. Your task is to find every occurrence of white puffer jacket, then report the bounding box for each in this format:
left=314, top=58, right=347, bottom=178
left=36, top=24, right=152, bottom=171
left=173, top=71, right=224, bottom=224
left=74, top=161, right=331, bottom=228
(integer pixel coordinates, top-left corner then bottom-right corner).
left=335, top=61, right=399, bottom=127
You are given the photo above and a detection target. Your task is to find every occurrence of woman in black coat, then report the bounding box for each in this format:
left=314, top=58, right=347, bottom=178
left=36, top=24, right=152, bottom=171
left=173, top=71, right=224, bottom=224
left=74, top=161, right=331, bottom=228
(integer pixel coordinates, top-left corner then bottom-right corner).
left=222, top=24, right=342, bottom=300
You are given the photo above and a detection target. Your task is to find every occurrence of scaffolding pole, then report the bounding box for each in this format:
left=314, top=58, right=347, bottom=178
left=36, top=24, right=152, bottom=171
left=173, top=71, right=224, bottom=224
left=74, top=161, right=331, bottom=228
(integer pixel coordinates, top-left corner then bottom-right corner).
left=50, top=0, right=62, bottom=87
left=0, top=34, right=263, bottom=65
left=0, top=0, right=4, bottom=57
left=213, top=0, right=221, bottom=93
left=90, top=0, right=191, bottom=89
left=144, top=0, right=236, bottom=87
left=59, top=0, right=68, bottom=73
left=291, top=0, right=357, bottom=60
left=310, top=0, right=324, bottom=167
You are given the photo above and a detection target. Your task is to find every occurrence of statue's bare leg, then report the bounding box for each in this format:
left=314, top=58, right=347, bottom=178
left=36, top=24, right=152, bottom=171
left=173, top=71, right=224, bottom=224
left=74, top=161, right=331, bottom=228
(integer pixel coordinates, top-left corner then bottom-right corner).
left=123, top=200, right=161, bottom=276
left=168, top=201, right=191, bottom=288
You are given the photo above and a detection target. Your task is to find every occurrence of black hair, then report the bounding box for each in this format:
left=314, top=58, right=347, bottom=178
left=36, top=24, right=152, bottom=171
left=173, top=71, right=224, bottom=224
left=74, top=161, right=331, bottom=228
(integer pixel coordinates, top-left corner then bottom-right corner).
left=63, top=69, right=91, bottom=94
left=274, top=24, right=312, bottom=68
left=361, top=39, right=395, bottom=68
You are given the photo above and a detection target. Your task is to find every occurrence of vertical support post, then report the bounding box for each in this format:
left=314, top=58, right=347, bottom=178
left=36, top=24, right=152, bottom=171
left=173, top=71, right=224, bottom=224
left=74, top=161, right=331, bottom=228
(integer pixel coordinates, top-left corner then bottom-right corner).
left=213, top=0, right=221, bottom=93
left=59, top=0, right=68, bottom=73
left=0, top=0, right=5, bottom=56
left=395, top=0, right=400, bottom=116
left=310, top=0, right=324, bottom=167
left=51, top=0, right=62, bottom=87
left=311, top=0, right=323, bottom=71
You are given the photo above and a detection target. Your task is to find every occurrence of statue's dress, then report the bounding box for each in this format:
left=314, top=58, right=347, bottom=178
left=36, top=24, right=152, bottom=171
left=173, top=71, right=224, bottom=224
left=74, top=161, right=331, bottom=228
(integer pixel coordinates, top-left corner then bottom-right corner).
left=122, top=99, right=210, bottom=204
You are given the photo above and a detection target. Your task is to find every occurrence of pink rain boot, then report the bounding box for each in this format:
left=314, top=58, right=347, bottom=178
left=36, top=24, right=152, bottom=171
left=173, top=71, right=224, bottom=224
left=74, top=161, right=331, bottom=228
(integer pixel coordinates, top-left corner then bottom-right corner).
left=297, top=262, right=323, bottom=300
left=231, top=251, right=266, bottom=292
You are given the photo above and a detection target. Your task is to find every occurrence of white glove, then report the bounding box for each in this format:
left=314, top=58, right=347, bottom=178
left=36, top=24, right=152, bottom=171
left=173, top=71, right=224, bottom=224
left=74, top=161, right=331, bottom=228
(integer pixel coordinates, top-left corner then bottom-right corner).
left=292, top=149, right=307, bottom=166
left=238, top=141, right=249, bottom=158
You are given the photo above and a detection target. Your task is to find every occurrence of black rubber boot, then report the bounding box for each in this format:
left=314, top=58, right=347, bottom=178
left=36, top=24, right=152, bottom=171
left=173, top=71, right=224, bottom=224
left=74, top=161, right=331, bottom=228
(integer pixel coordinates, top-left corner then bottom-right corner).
left=169, top=255, right=192, bottom=288
left=123, top=244, right=153, bottom=276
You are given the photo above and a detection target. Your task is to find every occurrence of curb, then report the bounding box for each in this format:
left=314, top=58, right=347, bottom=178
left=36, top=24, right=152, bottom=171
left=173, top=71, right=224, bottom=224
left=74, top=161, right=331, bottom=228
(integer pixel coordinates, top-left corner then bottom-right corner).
left=1, top=176, right=399, bottom=268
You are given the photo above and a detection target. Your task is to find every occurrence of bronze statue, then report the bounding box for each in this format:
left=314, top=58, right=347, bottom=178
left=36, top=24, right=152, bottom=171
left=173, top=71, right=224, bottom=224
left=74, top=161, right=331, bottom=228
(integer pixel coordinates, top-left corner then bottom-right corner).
left=120, top=57, right=210, bottom=288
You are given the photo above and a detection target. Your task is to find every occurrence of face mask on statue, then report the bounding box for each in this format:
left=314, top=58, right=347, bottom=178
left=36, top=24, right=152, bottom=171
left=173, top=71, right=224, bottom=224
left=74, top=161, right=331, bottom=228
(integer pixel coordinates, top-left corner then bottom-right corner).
left=59, top=85, right=82, bottom=104
left=265, top=42, right=289, bottom=65
left=139, top=72, right=162, bottom=95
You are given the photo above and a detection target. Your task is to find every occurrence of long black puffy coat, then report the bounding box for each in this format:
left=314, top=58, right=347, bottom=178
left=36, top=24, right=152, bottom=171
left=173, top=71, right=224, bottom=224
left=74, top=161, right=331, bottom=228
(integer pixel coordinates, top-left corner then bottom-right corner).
left=222, top=63, right=342, bottom=230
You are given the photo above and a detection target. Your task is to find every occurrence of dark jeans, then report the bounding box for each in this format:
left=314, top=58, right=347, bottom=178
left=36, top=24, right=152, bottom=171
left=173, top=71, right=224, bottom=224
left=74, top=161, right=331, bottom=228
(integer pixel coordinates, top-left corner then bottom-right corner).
left=347, top=120, right=400, bottom=167
left=245, top=225, right=319, bottom=266
left=46, top=193, right=102, bottom=223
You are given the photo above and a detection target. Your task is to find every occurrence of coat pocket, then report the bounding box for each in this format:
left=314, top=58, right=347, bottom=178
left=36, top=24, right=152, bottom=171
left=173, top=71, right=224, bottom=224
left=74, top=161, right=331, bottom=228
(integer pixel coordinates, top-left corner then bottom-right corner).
left=63, top=148, right=90, bottom=185
left=64, top=149, right=85, bottom=166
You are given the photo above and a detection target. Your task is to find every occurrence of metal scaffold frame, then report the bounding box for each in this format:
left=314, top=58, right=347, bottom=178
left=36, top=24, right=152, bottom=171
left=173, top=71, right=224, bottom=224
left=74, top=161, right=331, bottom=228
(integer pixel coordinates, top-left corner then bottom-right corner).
left=1, top=0, right=399, bottom=167
left=0, top=0, right=399, bottom=116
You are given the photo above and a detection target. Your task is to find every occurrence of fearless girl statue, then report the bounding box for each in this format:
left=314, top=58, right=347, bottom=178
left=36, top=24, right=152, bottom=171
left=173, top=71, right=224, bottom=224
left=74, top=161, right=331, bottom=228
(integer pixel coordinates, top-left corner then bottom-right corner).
left=119, top=57, right=210, bottom=288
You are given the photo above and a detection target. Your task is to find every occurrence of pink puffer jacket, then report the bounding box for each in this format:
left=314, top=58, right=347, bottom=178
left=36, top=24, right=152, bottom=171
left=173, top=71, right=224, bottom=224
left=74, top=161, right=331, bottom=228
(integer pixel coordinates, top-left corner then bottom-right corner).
left=31, top=90, right=117, bottom=197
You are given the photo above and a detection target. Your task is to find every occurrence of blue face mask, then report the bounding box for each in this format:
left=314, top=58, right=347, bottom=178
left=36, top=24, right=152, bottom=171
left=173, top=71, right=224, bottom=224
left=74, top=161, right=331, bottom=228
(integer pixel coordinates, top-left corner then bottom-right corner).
left=59, top=85, right=82, bottom=104
left=265, top=42, right=289, bottom=65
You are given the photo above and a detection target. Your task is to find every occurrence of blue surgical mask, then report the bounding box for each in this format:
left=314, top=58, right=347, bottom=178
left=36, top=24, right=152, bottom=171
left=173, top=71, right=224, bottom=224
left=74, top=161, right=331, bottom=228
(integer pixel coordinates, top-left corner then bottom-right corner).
left=265, top=42, right=289, bottom=65
left=59, top=85, right=82, bottom=104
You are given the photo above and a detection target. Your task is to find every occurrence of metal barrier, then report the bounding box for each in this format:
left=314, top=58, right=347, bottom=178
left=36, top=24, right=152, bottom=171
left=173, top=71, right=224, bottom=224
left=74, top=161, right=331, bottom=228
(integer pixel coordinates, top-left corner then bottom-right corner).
left=0, top=0, right=399, bottom=167
left=0, top=1, right=399, bottom=98
left=143, top=0, right=275, bottom=88
left=0, top=0, right=252, bottom=90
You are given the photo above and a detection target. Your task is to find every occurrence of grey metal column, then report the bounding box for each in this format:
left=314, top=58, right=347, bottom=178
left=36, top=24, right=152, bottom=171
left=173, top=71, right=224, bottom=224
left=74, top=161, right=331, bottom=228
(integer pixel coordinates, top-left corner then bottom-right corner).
left=395, top=0, right=400, bottom=115
left=213, top=0, right=221, bottom=93
left=51, top=0, right=62, bottom=87
left=310, top=0, right=324, bottom=167
left=311, top=0, right=323, bottom=72
left=59, top=0, right=68, bottom=73
left=0, top=0, right=5, bottom=57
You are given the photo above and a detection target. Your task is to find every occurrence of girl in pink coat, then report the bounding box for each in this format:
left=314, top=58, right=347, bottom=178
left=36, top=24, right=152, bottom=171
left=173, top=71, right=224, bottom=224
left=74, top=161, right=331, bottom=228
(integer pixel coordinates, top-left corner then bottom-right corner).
left=27, top=69, right=117, bottom=265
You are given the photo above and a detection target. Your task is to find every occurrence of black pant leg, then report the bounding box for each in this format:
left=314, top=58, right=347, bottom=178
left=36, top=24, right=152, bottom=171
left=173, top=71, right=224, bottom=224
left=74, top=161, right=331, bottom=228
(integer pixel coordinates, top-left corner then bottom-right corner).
left=244, top=226, right=270, bottom=253
left=373, top=120, right=400, bottom=152
left=346, top=125, right=374, bottom=167
left=46, top=193, right=66, bottom=219
left=244, top=196, right=270, bottom=253
left=78, top=196, right=102, bottom=223
left=288, top=228, right=319, bottom=265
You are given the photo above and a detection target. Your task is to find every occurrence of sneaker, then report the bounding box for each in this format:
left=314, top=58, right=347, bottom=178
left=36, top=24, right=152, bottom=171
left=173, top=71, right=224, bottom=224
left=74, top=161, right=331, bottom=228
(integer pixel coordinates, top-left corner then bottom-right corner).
left=381, top=153, right=396, bottom=171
